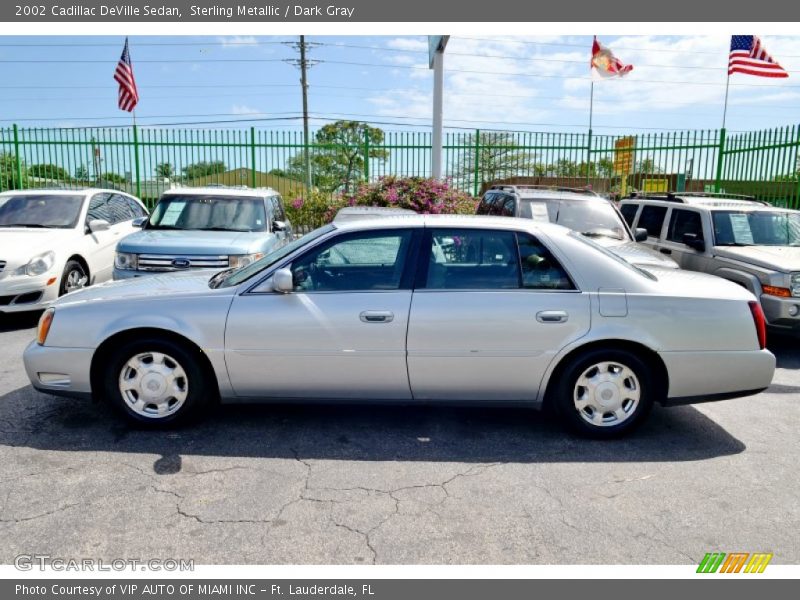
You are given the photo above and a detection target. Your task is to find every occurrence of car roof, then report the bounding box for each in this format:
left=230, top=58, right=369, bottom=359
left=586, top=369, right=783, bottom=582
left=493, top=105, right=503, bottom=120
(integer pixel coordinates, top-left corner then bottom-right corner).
left=0, top=187, right=128, bottom=197
left=487, top=185, right=600, bottom=202
left=162, top=186, right=278, bottom=198
left=621, top=195, right=788, bottom=212
left=331, top=213, right=572, bottom=236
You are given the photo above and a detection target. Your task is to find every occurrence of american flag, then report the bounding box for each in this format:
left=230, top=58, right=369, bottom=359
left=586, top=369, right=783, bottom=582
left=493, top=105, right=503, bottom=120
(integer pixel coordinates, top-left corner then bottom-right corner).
left=114, top=37, right=139, bottom=112
left=729, top=36, right=788, bottom=78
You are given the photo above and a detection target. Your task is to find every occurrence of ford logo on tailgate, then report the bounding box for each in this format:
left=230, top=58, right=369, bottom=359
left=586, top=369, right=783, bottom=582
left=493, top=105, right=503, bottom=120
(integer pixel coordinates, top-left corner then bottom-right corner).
left=171, top=258, right=191, bottom=269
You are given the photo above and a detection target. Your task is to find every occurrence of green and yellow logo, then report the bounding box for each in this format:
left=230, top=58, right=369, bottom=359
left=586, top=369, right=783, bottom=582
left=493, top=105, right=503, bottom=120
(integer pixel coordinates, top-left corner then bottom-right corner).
left=697, top=552, right=773, bottom=574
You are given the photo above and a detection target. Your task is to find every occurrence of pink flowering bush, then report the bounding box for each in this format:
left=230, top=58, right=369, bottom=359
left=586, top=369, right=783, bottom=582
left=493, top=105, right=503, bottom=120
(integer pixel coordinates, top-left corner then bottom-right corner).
left=286, top=177, right=477, bottom=231
left=344, top=176, right=476, bottom=215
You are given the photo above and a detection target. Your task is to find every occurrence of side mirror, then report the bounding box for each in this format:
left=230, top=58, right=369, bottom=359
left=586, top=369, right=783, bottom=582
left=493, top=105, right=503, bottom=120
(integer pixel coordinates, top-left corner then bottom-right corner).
left=683, top=232, right=705, bottom=252
left=87, top=218, right=110, bottom=233
left=132, top=216, right=148, bottom=228
left=272, top=268, right=294, bottom=293
left=272, top=220, right=287, bottom=232
left=634, top=228, right=648, bottom=242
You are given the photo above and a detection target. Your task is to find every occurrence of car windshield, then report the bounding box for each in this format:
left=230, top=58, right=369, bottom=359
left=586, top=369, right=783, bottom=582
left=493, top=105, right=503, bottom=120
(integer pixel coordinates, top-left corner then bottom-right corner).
left=213, top=224, right=336, bottom=288
left=519, top=198, right=630, bottom=241
left=0, top=194, right=84, bottom=228
left=147, top=194, right=267, bottom=232
left=712, top=210, right=800, bottom=246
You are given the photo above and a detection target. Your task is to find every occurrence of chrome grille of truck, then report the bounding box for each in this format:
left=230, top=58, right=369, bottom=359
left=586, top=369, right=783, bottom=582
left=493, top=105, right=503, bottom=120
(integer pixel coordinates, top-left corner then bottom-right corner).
left=137, top=254, right=230, bottom=272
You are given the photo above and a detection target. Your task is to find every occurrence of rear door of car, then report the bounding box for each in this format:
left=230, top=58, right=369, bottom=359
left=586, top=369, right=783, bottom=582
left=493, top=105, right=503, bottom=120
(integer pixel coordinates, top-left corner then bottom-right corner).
left=406, top=227, right=591, bottom=402
left=635, top=204, right=670, bottom=252
left=657, top=206, right=710, bottom=271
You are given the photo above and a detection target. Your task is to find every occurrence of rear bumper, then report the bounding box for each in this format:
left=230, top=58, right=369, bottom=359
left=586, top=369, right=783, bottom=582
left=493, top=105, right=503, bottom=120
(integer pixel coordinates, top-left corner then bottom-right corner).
left=23, top=341, right=95, bottom=398
left=659, top=349, right=775, bottom=403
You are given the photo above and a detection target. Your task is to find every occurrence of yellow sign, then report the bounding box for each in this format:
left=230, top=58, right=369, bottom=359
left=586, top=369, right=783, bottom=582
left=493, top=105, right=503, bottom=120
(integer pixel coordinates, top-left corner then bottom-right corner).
left=613, top=136, right=636, bottom=176
left=642, top=178, right=669, bottom=193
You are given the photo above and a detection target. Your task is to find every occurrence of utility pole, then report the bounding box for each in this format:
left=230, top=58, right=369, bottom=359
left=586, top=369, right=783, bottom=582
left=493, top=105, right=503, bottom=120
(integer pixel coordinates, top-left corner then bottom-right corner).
left=428, top=36, right=449, bottom=180
left=284, top=37, right=319, bottom=194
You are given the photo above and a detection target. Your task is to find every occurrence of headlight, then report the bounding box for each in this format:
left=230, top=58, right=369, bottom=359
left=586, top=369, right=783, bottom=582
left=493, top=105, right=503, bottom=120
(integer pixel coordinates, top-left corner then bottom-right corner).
left=229, top=253, right=264, bottom=269
left=17, top=251, right=56, bottom=276
left=791, top=273, right=800, bottom=298
left=114, top=252, right=138, bottom=270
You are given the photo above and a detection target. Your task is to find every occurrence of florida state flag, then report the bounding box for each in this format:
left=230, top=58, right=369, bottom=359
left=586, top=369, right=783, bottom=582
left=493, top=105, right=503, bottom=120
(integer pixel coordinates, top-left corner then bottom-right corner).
left=591, top=36, right=634, bottom=78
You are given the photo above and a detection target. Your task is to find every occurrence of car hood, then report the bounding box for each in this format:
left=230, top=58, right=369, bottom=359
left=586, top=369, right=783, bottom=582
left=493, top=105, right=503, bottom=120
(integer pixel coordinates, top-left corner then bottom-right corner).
left=117, top=229, right=267, bottom=255
left=0, top=228, right=76, bottom=263
left=713, top=245, right=800, bottom=272
left=593, top=237, right=679, bottom=269
left=53, top=270, right=235, bottom=307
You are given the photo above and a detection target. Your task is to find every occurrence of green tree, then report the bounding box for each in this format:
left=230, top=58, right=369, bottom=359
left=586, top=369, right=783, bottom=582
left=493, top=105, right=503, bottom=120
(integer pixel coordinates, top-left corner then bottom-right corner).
left=596, top=157, right=615, bottom=178
left=28, top=163, right=71, bottom=181
left=552, top=159, right=579, bottom=177
left=0, top=152, right=26, bottom=191
left=455, top=132, right=538, bottom=189
left=635, top=157, right=662, bottom=174
left=182, top=160, right=226, bottom=181
left=155, top=162, right=175, bottom=179
left=74, top=165, right=90, bottom=181
left=287, top=121, right=389, bottom=193
left=101, top=172, right=127, bottom=184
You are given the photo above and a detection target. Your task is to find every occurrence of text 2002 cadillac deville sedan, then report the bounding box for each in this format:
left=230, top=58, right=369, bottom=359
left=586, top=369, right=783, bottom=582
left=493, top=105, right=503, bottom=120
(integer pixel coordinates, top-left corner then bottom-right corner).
left=24, top=215, right=775, bottom=438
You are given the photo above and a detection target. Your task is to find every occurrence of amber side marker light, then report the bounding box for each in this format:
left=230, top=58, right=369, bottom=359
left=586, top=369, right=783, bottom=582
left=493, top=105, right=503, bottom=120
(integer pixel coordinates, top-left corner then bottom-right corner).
left=762, top=285, right=791, bottom=298
left=37, top=308, right=55, bottom=345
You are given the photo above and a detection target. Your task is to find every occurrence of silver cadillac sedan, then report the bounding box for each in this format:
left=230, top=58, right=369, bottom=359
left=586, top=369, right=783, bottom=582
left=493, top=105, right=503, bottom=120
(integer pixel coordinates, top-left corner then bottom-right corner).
left=24, top=215, right=775, bottom=437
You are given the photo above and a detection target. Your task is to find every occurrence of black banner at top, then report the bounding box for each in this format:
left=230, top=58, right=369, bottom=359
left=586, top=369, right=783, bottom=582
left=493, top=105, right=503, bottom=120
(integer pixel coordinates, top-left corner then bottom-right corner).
left=2, top=0, right=800, bottom=22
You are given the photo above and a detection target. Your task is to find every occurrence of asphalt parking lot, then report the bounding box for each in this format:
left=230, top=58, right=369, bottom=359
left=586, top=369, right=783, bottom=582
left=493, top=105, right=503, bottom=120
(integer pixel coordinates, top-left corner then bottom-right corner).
left=0, top=311, right=798, bottom=565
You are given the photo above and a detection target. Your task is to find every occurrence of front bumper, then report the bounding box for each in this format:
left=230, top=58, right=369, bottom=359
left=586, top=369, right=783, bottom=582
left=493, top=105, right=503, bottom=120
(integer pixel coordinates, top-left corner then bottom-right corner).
left=0, top=273, right=60, bottom=313
left=23, top=340, right=95, bottom=399
left=760, top=294, right=800, bottom=332
left=660, top=348, right=775, bottom=403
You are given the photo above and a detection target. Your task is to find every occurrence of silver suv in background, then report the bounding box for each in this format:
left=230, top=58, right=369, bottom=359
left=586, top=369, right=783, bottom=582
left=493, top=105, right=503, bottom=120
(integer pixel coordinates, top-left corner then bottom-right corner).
left=620, top=192, right=800, bottom=334
left=477, top=185, right=678, bottom=269
left=113, top=186, right=292, bottom=279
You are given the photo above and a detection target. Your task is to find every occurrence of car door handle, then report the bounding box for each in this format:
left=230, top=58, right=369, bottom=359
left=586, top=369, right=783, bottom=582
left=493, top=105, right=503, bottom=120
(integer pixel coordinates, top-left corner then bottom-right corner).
left=360, top=311, right=394, bottom=323
left=536, top=310, right=568, bottom=323
left=659, top=248, right=672, bottom=255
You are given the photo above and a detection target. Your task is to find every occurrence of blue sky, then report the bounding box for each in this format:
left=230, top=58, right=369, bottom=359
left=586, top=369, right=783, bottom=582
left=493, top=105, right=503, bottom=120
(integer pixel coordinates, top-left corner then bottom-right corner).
left=0, top=34, right=799, bottom=134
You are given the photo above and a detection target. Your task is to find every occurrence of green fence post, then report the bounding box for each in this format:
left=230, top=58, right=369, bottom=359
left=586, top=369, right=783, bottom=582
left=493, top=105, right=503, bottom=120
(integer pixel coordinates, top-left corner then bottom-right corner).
left=132, top=123, right=142, bottom=198
left=250, top=126, right=257, bottom=188
left=363, top=129, right=370, bottom=182
left=473, top=129, right=481, bottom=197
left=714, top=127, right=727, bottom=193
left=586, top=128, right=593, bottom=186
left=12, top=124, right=23, bottom=189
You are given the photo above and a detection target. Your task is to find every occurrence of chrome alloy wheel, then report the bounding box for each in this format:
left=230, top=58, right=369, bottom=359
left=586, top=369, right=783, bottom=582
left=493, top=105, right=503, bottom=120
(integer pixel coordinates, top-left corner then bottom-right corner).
left=573, top=361, right=641, bottom=427
left=63, top=268, right=88, bottom=293
left=118, top=352, right=189, bottom=419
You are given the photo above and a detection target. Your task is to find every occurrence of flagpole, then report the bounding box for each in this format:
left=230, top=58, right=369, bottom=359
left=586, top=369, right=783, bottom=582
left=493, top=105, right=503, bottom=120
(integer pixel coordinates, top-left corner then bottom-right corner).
left=587, top=80, right=594, bottom=185
left=721, top=71, right=731, bottom=130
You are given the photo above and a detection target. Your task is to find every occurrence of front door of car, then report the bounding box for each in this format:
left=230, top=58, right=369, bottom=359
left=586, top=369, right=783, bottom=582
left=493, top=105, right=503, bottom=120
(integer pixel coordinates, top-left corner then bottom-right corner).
left=224, top=228, right=419, bottom=399
left=658, top=207, right=710, bottom=272
left=406, top=228, right=591, bottom=401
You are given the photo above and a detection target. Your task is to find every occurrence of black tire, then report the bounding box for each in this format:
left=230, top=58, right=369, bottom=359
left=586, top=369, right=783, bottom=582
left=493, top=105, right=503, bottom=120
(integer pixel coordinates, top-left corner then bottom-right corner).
left=101, top=337, right=213, bottom=427
left=59, top=260, right=88, bottom=297
left=551, top=348, right=656, bottom=439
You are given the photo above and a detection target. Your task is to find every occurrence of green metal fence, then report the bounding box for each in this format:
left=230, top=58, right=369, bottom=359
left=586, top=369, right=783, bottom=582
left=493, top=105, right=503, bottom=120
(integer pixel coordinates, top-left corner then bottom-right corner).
left=1, top=124, right=798, bottom=209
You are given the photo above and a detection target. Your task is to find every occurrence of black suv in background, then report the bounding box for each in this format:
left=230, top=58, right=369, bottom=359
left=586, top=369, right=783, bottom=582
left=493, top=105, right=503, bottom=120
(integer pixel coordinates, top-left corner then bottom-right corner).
left=477, top=185, right=678, bottom=269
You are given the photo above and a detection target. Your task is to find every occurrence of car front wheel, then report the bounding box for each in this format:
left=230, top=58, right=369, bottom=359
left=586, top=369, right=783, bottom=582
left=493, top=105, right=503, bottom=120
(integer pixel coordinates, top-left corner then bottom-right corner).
left=59, top=260, right=88, bottom=296
left=102, top=338, right=212, bottom=426
left=552, top=348, right=655, bottom=438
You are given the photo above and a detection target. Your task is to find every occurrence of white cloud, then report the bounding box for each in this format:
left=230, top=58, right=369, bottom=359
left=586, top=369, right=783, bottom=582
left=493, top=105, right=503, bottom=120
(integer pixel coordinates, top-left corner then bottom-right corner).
left=231, top=104, right=262, bottom=116
left=217, top=36, right=259, bottom=49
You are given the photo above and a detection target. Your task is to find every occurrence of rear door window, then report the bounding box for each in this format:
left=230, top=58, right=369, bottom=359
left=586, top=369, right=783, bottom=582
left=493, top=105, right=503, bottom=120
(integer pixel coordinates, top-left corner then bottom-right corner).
left=424, top=229, right=520, bottom=289
left=638, top=205, right=668, bottom=238
left=667, top=209, right=704, bottom=243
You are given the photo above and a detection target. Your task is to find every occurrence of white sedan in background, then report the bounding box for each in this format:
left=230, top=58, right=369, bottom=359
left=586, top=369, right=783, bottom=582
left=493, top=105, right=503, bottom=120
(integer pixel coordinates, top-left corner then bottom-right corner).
left=24, top=215, right=775, bottom=437
left=0, top=188, right=148, bottom=313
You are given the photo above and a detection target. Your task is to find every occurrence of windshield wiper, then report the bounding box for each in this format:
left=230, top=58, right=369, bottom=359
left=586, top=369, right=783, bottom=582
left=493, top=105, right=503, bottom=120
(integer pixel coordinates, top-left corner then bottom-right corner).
left=581, top=230, right=624, bottom=241
left=0, top=223, right=60, bottom=228
left=198, top=227, right=253, bottom=232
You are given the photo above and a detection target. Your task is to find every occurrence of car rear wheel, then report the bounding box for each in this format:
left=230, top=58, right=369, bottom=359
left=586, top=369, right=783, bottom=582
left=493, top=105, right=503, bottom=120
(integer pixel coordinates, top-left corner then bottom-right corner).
left=102, top=338, right=212, bottom=426
left=552, top=348, right=655, bottom=438
left=59, top=260, right=88, bottom=296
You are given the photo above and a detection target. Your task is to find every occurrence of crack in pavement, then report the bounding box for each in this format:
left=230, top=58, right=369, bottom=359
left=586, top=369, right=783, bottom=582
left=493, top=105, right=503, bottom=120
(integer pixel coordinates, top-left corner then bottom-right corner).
left=0, top=501, right=81, bottom=523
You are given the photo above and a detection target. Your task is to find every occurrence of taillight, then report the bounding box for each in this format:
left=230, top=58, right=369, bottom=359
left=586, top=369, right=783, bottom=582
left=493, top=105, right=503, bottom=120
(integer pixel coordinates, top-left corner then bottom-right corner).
left=748, top=301, right=767, bottom=350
